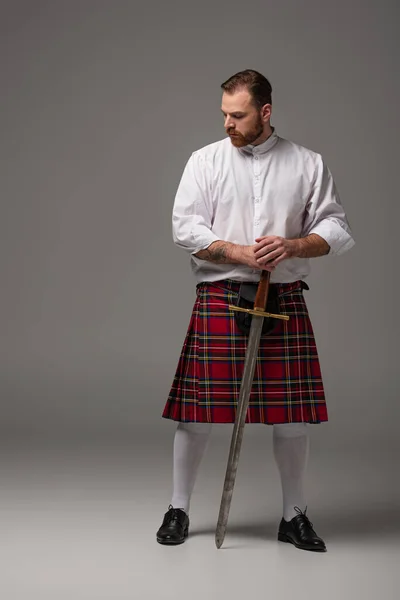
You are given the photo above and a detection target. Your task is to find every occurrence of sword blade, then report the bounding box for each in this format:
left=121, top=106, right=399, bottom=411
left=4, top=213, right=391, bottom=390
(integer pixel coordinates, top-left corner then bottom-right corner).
left=215, top=315, right=264, bottom=549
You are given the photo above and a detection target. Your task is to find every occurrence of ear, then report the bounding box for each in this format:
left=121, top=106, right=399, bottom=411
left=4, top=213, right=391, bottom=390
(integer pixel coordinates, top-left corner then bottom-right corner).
left=261, top=103, right=272, bottom=123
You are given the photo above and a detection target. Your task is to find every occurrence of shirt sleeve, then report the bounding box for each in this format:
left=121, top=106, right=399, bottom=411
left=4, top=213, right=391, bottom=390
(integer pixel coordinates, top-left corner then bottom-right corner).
left=172, top=151, right=221, bottom=254
left=302, top=155, right=355, bottom=256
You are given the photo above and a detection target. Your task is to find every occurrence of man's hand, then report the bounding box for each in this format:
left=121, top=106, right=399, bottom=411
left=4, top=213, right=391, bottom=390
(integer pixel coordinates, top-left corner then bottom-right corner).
left=240, top=244, right=276, bottom=272
left=254, top=233, right=330, bottom=267
left=254, top=236, right=298, bottom=269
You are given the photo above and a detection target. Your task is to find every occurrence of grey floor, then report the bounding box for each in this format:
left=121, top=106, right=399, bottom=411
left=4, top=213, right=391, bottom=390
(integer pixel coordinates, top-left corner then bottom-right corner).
left=1, top=428, right=399, bottom=600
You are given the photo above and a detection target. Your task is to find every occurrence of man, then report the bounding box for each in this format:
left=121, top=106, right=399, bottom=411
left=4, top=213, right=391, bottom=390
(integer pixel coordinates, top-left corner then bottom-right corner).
left=156, top=70, right=355, bottom=551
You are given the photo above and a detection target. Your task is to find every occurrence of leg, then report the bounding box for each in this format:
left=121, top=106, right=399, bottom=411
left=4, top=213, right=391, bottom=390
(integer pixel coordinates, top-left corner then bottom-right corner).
left=156, top=422, right=212, bottom=545
left=273, top=422, right=309, bottom=521
left=171, top=422, right=212, bottom=513
left=273, top=422, right=326, bottom=552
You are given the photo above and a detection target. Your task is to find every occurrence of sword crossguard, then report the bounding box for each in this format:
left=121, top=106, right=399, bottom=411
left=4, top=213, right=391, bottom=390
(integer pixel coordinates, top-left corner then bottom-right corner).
left=228, top=304, right=290, bottom=321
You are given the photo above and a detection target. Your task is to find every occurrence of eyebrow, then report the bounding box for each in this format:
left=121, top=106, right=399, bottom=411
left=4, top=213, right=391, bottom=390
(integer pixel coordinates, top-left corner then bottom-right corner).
left=221, top=110, right=246, bottom=116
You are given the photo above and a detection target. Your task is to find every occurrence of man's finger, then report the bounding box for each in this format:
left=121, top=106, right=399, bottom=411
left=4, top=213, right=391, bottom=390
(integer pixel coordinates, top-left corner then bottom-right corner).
left=256, top=248, right=281, bottom=262
left=254, top=242, right=279, bottom=257
left=254, top=241, right=271, bottom=252
left=255, top=236, right=277, bottom=242
left=268, top=253, right=288, bottom=268
left=254, top=236, right=277, bottom=249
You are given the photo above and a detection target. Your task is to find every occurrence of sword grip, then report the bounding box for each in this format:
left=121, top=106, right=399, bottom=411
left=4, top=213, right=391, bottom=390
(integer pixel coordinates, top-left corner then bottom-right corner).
left=254, top=270, right=271, bottom=311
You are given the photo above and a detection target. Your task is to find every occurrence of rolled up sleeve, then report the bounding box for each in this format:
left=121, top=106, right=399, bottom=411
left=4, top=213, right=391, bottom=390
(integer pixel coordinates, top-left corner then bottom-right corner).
left=172, top=152, right=220, bottom=254
left=302, top=156, right=355, bottom=256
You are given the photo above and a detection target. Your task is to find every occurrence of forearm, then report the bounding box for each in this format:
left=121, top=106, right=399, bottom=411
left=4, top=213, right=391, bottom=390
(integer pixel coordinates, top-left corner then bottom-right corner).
left=291, top=234, right=330, bottom=258
left=194, top=240, right=248, bottom=264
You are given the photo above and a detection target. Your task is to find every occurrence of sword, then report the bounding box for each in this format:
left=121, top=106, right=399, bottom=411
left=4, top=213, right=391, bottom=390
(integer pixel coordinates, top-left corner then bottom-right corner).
left=215, top=270, right=289, bottom=549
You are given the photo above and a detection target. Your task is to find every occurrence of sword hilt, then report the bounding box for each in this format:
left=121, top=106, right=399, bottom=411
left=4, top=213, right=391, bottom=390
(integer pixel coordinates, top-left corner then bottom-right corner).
left=229, top=270, right=290, bottom=321
left=254, top=270, right=270, bottom=311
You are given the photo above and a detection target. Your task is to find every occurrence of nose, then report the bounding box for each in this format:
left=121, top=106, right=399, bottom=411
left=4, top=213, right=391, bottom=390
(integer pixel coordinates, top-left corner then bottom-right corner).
left=224, top=115, right=234, bottom=130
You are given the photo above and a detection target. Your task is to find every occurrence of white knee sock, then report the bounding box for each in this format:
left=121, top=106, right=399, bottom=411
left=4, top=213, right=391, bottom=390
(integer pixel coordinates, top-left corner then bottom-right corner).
left=273, top=422, right=309, bottom=522
left=171, top=422, right=212, bottom=514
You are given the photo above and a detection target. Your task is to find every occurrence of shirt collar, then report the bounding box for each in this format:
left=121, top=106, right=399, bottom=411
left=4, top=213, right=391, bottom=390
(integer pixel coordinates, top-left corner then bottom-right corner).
left=239, top=127, right=279, bottom=156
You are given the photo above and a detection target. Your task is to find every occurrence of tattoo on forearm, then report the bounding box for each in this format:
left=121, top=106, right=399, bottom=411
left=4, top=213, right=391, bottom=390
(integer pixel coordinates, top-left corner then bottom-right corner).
left=196, top=243, right=230, bottom=263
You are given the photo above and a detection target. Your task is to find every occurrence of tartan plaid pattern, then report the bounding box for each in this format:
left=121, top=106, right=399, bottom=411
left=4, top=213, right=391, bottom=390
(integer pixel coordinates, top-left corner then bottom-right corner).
left=162, top=279, right=327, bottom=425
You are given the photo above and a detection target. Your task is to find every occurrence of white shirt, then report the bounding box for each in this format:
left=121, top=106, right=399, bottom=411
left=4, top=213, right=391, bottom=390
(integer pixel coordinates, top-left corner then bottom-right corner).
left=172, top=129, right=355, bottom=283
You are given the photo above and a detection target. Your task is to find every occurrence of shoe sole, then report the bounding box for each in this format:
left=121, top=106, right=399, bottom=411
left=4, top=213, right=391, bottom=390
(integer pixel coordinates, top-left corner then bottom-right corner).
left=278, top=532, right=326, bottom=552
left=156, top=528, right=189, bottom=546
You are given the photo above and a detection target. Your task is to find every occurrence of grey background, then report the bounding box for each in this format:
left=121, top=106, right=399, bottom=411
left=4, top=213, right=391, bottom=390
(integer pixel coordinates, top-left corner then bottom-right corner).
left=0, top=1, right=399, bottom=599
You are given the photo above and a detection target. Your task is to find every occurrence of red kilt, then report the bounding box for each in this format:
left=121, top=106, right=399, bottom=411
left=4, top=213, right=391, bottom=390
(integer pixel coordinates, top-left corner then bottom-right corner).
left=162, top=279, right=327, bottom=425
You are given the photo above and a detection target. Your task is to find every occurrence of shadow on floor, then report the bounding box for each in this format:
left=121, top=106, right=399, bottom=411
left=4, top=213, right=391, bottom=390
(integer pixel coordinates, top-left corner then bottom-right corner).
left=188, top=505, right=400, bottom=542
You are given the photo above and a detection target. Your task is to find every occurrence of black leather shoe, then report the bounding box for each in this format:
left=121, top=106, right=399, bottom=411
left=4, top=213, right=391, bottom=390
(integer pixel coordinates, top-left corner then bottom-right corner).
left=278, top=506, right=326, bottom=552
left=156, top=505, right=189, bottom=545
